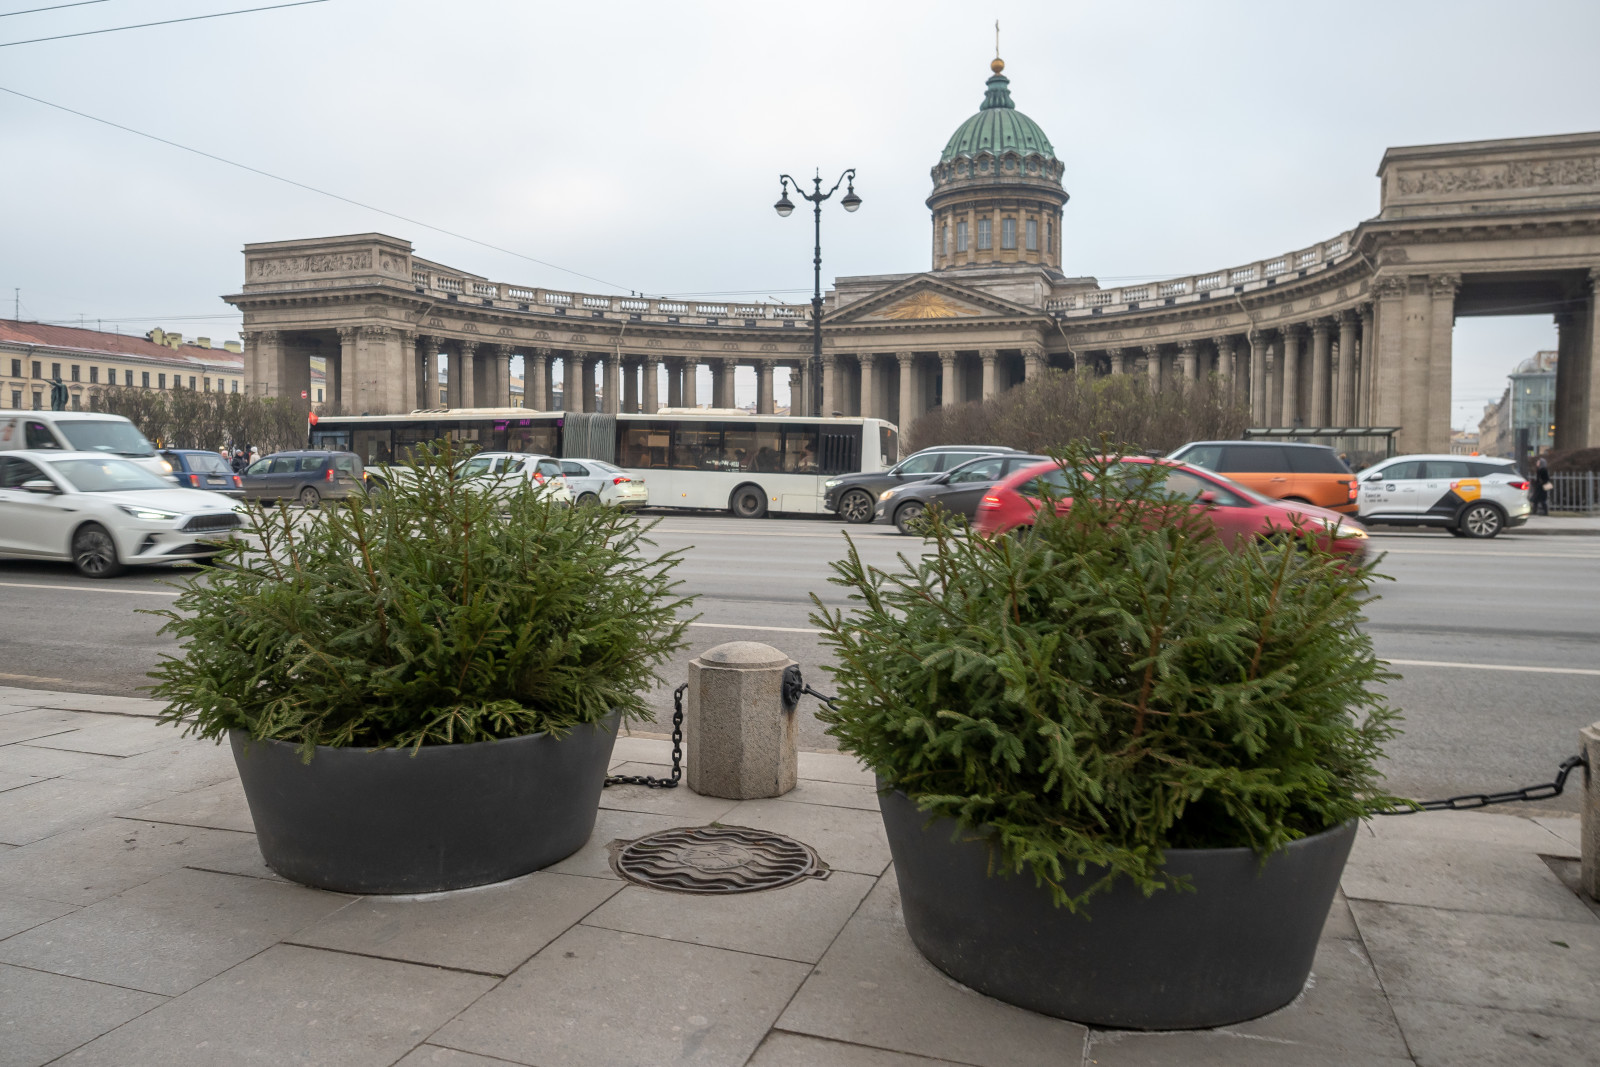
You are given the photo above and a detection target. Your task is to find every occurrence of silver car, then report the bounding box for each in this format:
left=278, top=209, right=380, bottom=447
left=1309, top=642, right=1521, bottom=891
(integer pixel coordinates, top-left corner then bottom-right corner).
left=1355, top=454, right=1530, bottom=538
left=558, top=458, right=648, bottom=508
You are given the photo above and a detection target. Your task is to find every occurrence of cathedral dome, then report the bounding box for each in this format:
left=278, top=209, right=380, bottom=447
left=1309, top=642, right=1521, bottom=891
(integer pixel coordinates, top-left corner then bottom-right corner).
left=939, top=60, right=1056, bottom=163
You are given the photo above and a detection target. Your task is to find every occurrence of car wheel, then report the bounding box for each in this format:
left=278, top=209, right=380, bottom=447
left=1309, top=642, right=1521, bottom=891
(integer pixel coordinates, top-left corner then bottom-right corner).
left=894, top=501, right=926, bottom=536
left=838, top=489, right=873, bottom=524
left=297, top=486, right=321, bottom=508
left=577, top=492, right=600, bottom=507
left=72, top=523, right=124, bottom=579
left=1458, top=502, right=1504, bottom=539
left=731, top=485, right=768, bottom=519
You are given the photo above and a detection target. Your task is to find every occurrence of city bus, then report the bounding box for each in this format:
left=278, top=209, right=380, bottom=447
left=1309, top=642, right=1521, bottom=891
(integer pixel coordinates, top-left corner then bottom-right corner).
left=309, top=409, right=899, bottom=518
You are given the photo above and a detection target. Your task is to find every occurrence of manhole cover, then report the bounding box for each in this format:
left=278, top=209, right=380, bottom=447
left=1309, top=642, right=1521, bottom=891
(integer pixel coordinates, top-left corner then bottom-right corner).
left=610, top=825, right=828, bottom=894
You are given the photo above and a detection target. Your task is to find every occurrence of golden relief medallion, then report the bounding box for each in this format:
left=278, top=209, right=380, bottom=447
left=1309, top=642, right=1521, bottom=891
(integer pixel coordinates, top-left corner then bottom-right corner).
left=879, top=292, right=984, bottom=319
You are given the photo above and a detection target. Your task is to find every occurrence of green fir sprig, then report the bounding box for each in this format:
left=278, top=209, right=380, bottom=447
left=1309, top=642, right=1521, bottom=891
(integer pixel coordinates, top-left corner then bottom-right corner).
left=148, top=441, right=693, bottom=757
left=811, top=444, right=1400, bottom=911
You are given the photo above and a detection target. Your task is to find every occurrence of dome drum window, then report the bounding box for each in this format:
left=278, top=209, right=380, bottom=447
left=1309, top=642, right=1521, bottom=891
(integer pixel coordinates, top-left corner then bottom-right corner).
left=1001, top=218, right=1017, bottom=250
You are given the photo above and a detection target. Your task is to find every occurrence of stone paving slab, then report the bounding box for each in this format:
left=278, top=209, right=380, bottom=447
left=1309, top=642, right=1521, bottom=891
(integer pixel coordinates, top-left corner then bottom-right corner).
left=1342, top=831, right=1597, bottom=922
left=1386, top=997, right=1600, bottom=1067
left=0, top=818, right=249, bottom=906
left=121, top=776, right=255, bottom=833
left=747, top=1032, right=973, bottom=1066
left=21, top=714, right=173, bottom=758
left=721, top=796, right=892, bottom=876
left=55, top=943, right=495, bottom=1067
left=0, top=961, right=166, bottom=1067
left=0, top=889, right=76, bottom=940
left=0, top=776, right=177, bottom=847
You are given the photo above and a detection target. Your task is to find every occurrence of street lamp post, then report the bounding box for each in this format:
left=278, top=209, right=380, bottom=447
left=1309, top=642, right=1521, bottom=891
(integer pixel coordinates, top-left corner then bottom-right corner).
left=775, top=169, right=860, bottom=416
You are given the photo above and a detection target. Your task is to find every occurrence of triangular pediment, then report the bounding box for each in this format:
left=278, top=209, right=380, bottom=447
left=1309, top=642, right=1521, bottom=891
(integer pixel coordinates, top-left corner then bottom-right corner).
left=826, top=274, right=1042, bottom=325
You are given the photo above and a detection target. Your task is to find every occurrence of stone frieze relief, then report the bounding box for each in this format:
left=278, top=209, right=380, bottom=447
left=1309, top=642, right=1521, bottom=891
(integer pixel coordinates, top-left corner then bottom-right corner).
left=1396, top=156, right=1600, bottom=196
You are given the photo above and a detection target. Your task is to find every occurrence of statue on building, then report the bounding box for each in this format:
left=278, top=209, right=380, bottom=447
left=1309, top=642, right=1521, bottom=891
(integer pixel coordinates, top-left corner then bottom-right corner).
left=49, top=376, right=69, bottom=411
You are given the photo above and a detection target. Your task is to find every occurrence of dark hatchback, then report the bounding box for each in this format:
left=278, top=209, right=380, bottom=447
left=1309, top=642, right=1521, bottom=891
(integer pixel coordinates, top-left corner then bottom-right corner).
left=240, top=450, right=367, bottom=506
left=873, top=452, right=1049, bottom=534
left=161, top=449, right=245, bottom=498
left=823, top=444, right=1015, bottom=524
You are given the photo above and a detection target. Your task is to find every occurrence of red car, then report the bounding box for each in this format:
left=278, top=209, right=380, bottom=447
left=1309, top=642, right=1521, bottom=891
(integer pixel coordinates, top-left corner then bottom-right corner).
left=972, top=457, right=1370, bottom=562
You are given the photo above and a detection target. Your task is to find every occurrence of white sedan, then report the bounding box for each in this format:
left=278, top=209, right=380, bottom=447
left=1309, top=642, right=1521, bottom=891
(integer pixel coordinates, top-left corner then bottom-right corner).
left=559, top=458, right=648, bottom=508
left=0, top=450, right=243, bottom=578
left=453, top=452, right=574, bottom=506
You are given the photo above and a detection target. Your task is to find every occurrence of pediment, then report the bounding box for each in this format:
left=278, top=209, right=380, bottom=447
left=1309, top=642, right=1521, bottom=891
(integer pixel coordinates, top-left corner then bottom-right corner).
left=827, top=275, right=1040, bottom=326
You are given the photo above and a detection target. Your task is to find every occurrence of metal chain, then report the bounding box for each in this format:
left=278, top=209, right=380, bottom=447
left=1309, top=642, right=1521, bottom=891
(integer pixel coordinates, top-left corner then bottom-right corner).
left=1374, top=754, right=1588, bottom=815
left=604, top=683, right=685, bottom=790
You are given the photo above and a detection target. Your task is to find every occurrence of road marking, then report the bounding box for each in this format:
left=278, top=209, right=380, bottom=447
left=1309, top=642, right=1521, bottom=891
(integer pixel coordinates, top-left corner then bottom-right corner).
left=688, top=621, right=823, bottom=635
left=0, top=580, right=175, bottom=597
left=1378, top=548, right=1600, bottom=560
left=1386, top=658, right=1600, bottom=677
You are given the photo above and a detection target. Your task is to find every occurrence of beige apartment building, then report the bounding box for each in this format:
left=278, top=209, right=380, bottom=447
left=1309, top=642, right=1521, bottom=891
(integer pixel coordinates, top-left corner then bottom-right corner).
left=0, top=321, right=244, bottom=411
left=218, top=58, right=1600, bottom=454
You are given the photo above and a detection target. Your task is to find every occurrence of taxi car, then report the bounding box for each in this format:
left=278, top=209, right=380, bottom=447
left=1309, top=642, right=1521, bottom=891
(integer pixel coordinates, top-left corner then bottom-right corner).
left=1355, top=454, right=1529, bottom=538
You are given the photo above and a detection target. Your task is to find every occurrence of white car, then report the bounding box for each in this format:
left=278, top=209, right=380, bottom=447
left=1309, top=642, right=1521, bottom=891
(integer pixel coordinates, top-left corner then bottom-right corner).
left=0, top=450, right=244, bottom=578
left=559, top=458, right=648, bottom=508
left=453, top=452, right=573, bottom=506
left=1356, top=454, right=1531, bottom=538
left=0, top=412, right=169, bottom=477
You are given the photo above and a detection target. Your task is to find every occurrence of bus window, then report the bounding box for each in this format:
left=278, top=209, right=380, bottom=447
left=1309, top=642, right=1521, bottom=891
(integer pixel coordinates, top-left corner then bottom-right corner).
left=620, top=423, right=671, bottom=468
left=505, top=422, right=556, bottom=455
left=784, top=426, right=819, bottom=472
left=672, top=423, right=721, bottom=470
left=817, top=428, right=861, bottom=476
left=352, top=429, right=391, bottom=466
left=879, top=425, right=898, bottom=467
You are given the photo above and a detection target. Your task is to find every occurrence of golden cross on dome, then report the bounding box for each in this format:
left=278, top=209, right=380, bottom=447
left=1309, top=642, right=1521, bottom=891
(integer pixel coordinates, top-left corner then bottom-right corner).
left=992, top=19, right=1004, bottom=74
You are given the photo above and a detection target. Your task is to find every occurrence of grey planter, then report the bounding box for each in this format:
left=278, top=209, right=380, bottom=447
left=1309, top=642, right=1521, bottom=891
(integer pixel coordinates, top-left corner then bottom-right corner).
left=879, top=787, right=1357, bottom=1029
left=230, top=711, right=619, bottom=894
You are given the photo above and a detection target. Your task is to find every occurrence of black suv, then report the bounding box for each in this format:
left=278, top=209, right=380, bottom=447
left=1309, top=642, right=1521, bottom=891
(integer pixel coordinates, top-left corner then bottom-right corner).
left=823, top=445, right=1014, bottom=524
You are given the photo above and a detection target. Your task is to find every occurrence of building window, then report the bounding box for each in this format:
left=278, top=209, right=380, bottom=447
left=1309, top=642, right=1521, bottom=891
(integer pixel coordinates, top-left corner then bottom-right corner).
left=977, top=218, right=992, bottom=250
left=1026, top=219, right=1038, bottom=251
left=956, top=220, right=968, bottom=252
left=125, top=370, right=134, bottom=386
left=203, top=377, right=210, bottom=391
left=51, top=362, right=61, bottom=380
left=71, top=364, right=80, bottom=382
left=316, top=388, right=324, bottom=402
left=231, top=380, right=238, bottom=393
left=440, top=388, right=448, bottom=405
left=158, top=373, right=167, bottom=389
left=10, top=390, right=19, bottom=409
left=70, top=395, right=80, bottom=410
left=142, top=371, right=150, bottom=388
left=189, top=376, right=196, bottom=390
left=1001, top=218, right=1017, bottom=250
left=8, top=359, right=18, bottom=377
left=1047, top=220, right=1053, bottom=254
left=32, top=361, right=41, bottom=379
left=89, top=366, right=99, bottom=384
left=31, top=391, right=42, bottom=410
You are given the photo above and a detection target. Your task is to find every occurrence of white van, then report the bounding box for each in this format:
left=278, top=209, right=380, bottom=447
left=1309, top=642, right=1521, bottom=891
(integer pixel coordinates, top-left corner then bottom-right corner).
left=0, top=412, right=168, bottom=477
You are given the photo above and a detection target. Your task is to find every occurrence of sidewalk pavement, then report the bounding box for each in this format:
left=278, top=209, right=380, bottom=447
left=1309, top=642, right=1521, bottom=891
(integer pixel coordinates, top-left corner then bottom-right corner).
left=1511, top=514, right=1600, bottom=535
left=1, top=685, right=1595, bottom=1067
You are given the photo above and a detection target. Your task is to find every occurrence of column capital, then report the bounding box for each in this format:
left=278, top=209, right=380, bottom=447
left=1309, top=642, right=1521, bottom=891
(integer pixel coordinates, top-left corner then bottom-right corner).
left=1430, top=273, right=1462, bottom=298
left=1177, top=339, right=1199, bottom=354
left=1142, top=343, right=1161, bottom=356
left=1310, top=317, right=1335, bottom=337
left=1588, top=265, right=1600, bottom=289
left=938, top=350, right=956, bottom=367
left=337, top=326, right=360, bottom=342
left=458, top=339, right=479, bottom=355
left=1281, top=322, right=1306, bottom=340
left=683, top=355, right=701, bottom=367
left=896, top=351, right=915, bottom=367
left=1213, top=336, right=1235, bottom=355
left=359, top=324, right=393, bottom=341
left=855, top=352, right=876, bottom=367
left=1338, top=308, right=1360, bottom=326
left=1373, top=276, right=1406, bottom=300
left=1104, top=346, right=1124, bottom=357
left=820, top=352, right=836, bottom=366
left=978, top=348, right=998, bottom=361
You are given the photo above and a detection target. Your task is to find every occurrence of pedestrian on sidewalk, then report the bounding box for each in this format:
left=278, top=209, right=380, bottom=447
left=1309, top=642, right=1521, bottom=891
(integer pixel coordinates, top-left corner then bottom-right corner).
left=1531, top=455, right=1551, bottom=515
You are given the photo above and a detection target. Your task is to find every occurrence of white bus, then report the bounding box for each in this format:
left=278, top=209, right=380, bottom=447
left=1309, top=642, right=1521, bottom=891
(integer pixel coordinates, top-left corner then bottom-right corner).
left=309, top=409, right=900, bottom=518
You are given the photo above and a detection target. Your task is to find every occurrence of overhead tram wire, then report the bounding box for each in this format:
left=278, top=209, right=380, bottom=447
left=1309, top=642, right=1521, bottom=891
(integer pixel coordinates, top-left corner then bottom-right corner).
left=0, top=84, right=639, bottom=294
left=0, top=0, right=328, bottom=47
left=0, top=0, right=116, bottom=18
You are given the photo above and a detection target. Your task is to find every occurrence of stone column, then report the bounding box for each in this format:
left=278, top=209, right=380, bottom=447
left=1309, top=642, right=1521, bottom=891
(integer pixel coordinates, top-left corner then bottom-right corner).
left=1215, top=337, right=1234, bottom=389
left=1108, top=347, right=1126, bottom=376
left=1143, top=344, right=1161, bottom=394
left=1358, top=303, right=1376, bottom=426
left=394, top=329, right=416, bottom=414
left=1336, top=311, right=1358, bottom=427
left=1553, top=310, right=1579, bottom=451
left=721, top=358, right=738, bottom=410
left=415, top=335, right=437, bottom=409
left=665, top=359, right=682, bottom=408
left=561, top=352, right=579, bottom=412
left=579, top=355, right=596, bottom=413
left=1023, top=346, right=1042, bottom=382
left=1280, top=325, right=1303, bottom=427
left=784, top=365, right=799, bottom=414
left=1427, top=275, right=1460, bottom=452
left=980, top=349, right=998, bottom=397
left=644, top=356, right=660, bottom=414
left=1249, top=331, right=1267, bottom=424
left=939, top=350, right=957, bottom=407
left=1582, top=268, right=1600, bottom=447
left=897, top=353, right=915, bottom=427
left=756, top=359, right=776, bottom=415
left=1179, top=340, right=1199, bottom=388
left=530, top=349, right=549, bottom=409
left=336, top=326, right=358, bottom=413
left=821, top=353, right=837, bottom=415
left=622, top=359, right=639, bottom=413
left=600, top=354, right=619, bottom=414
left=795, top=360, right=811, bottom=416
left=683, top=357, right=700, bottom=408
left=1309, top=318, right=1333, bottom=426
left=856, top=354, right=876, bottom=418
left=455, top=341, right=476, bottom=409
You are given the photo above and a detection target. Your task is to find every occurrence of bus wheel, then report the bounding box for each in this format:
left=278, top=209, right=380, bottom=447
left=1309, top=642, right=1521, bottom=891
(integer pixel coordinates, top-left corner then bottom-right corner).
left=731, top=485, right=768, bottom=519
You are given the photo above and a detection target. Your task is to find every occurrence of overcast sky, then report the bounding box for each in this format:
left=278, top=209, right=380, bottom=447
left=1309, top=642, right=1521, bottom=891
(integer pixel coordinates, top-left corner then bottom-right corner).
left=4, top=0, right=1597, bottom=426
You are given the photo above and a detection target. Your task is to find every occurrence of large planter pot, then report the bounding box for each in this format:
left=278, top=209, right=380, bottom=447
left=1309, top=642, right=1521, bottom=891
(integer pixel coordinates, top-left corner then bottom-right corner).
left=879, top=788, right=1357, bottom=1030
left=230, top=711, right=619, bottom=894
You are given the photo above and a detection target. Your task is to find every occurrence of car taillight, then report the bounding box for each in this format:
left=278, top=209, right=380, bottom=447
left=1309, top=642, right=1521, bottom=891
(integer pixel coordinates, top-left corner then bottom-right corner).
left=325, top=468, right=334, bottom=482
left=980, top=494, right=1001, bottom=509
left=188, top=473, right=200, bottom=486
left=232, top=475, right=242, bottom=488
left=612, top=476, right=629, bottom=485
left=1508, top=480, right=1529, bottom=490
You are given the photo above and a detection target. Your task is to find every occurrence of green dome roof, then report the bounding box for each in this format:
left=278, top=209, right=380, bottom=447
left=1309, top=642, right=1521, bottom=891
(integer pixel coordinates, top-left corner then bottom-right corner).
left=939, top=66, right=1055, bottom=163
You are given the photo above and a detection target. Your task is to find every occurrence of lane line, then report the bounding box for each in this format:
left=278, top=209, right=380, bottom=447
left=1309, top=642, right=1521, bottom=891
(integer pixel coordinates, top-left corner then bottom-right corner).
left=0, top=580, right=175, bottom=597
left=688, top=621, right=822, bottom=635
left=1378, top=548, right=1600, bottom=560
left=1385, top=658, right=1600, bottom=677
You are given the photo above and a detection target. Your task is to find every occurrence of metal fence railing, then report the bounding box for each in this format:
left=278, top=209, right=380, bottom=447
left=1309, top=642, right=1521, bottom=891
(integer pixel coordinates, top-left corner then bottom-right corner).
left=1548, top=471, right=1600, bottom=514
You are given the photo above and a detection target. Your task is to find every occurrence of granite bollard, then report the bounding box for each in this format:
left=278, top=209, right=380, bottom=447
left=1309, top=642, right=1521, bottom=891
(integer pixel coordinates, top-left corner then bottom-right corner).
left=685, top=641, right=799, bottom=800
left=1581, top=721, right=1599, bottom=901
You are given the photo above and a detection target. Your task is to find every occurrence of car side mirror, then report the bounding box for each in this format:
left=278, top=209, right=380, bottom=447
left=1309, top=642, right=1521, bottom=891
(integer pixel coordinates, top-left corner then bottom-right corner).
left=1364, top=472, right=1384, bottom=482
left=21, top=479, right=59, bottom=495
left=1198, top=491, right=1218, bottom=504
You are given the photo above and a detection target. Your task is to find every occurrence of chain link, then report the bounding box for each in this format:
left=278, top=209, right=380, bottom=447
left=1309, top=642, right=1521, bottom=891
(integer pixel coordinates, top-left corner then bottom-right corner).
left=1374, top=754, right=1588, bottom=815
left=604, top=683, right=685, bottom=790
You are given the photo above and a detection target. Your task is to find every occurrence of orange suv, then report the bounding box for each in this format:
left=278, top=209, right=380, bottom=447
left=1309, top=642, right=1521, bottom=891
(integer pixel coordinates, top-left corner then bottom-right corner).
left=1166, top=441, right=1358, bottom=514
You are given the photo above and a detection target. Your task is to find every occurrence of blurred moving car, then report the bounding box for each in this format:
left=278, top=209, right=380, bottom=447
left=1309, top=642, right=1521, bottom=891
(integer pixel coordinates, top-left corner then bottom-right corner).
left=1166, top=440, right=1358, bottom=514
left=824, top=444, right=1015, bottom=524
left=160, top=449, right=244, bottom=498
left=240, top=450, right=367, bottom=507
left=1355, top=454, right=1529, bottom=538
left=874, top=452, right=1049, bottom=535
left=0, top=450, right=243, bottom=578
left=973, top=457, right=1369, bottom=562
left=453, top=452, right=573, bottom=506
left=0, top=411, right=168, bottom=477
left=559, top=458, right=648, bottom=508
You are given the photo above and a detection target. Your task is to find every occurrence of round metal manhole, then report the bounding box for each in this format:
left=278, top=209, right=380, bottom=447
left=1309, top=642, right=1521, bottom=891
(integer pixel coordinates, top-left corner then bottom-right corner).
left=609, top=825, right=829, bottom=894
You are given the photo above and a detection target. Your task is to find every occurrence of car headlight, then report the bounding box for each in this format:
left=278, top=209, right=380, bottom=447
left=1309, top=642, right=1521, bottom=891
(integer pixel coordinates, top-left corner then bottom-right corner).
left=878, top=489, right=897, bottom=501
left=1323, top=519, right=1368, bottom=540
left=160, top=460, right=173, bottom=473
left=824, top=479, right=841, bottom=489
left=118, top=505, right=180, bottom=521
